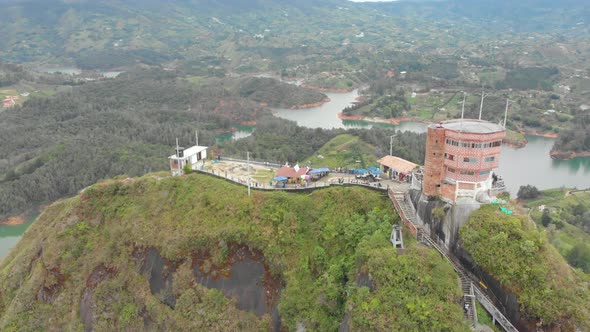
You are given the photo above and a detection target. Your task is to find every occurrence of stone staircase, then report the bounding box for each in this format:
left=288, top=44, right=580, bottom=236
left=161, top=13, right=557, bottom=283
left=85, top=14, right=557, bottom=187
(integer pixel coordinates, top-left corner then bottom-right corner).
left=461, top=276, right=476, bottom=324
left=389, top=189, right=519, bottom=332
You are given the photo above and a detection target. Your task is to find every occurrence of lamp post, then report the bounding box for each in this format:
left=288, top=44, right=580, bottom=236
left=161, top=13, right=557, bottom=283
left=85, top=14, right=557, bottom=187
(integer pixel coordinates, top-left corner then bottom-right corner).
left=390, top=132, right=398, bottom=156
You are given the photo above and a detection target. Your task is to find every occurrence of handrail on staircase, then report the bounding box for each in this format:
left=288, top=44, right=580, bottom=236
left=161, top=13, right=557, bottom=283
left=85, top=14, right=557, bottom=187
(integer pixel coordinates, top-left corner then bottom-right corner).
left=387, top=188, right=519, bottom=332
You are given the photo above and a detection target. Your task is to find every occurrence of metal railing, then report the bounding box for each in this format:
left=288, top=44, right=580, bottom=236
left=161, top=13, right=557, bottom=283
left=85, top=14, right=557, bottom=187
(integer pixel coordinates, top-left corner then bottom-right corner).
left=388, top=189, right=519, bottom=332
left=194, top=168, right=388, bottom=192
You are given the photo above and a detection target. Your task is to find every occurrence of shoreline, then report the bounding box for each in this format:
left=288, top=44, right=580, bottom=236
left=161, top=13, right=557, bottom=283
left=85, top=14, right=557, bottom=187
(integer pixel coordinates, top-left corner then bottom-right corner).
left=0, top=215, right=27, bottom=225
left=301, top=84, right=353, bottom=93
left=521, top=130, right=559, bottom=139
left=550, top=150, right=590, bottom=160
left=289, top=97, right=331, bottom=109
left=336, top=113, right=570, bottom=148
left=337, top=112, right=428, bottom=125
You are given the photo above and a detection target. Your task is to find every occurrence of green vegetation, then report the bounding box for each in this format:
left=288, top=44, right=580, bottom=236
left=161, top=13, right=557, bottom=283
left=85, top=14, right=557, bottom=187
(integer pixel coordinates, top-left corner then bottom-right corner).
left=218, top=117, right=427, bottom=167
left=495, top=67, right=559, bottom=91
left=521, top=189, right=590, bottom=273
left=551, top=112, right=590, bottom=158
left=516, top=185, right=540, bottom=200
left=460, top=205, right=590, bottom=328
left=347, top=244, right=467, bottom=331
left=303, top=134, right=378, bottom=169
left=236, top=77, right=327, bottom=108
left=0, top=173, right=468, bottom=331
left=476, top=302, right=501, bottom=332
left=0, top=69, right=348, bottom=220
left=305, top=73, right=355, bottom=90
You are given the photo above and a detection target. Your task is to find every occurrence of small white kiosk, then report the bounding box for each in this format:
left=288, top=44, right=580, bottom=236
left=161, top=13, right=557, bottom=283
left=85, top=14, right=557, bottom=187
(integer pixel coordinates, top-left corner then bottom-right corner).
left=169, top=143, right=208, bottom=176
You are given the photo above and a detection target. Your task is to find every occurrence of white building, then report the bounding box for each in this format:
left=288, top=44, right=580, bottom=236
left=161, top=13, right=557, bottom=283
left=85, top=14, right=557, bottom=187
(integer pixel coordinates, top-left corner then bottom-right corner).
left=169, top=145, right=208, bottom=176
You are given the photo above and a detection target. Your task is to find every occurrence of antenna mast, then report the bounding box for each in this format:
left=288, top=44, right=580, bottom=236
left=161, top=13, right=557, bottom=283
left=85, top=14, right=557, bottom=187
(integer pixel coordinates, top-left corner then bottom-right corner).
left=478, top=86, right=485, bottom=120
left=461, top=93, right=466, bottom=120
left=460, top=92, right=466, bottom=132
left=503, top=99, right=511, bottom=128
left=176, top=138, right=181, bottom=175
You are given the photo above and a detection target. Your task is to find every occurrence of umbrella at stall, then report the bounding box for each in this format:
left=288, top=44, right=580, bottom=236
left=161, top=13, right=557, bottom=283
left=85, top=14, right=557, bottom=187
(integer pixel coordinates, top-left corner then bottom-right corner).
left=309, top=168, right=330, bottom=175
left=273, top=176, right=288, bottom=182
left=368, top=166, right=382, bottom=175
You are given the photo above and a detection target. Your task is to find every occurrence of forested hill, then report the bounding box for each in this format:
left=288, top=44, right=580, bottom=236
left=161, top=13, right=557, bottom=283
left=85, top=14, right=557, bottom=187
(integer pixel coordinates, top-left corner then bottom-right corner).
left=550, top=112, right=590, bottom=159
left=0, top=173, right=469, bottom=331
left=0, top=69, right=267, bottom=219
left=236, top=77, right=328, bottom=108
left=0, top=68, right=423, bottom=221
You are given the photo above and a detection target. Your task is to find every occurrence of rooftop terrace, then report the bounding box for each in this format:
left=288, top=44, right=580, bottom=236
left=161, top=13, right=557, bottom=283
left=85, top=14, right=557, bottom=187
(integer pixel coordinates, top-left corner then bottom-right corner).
left=430, top=119, right=505, bottom=134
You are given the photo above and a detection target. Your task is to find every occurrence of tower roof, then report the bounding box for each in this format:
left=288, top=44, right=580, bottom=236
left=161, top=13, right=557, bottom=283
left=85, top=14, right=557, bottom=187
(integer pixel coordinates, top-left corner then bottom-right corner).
left=430, top=119, right=504, bottom=134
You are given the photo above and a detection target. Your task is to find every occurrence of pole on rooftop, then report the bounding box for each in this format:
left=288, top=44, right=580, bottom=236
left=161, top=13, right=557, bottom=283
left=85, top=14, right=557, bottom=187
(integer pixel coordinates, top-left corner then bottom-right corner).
left=503, top=99, right=511, bottom=128
left=460, top=92, right=466, bottom=132
left=479, top=86, right=486, bottom=120
left=390, top=132, right=397, bottom=156
left=247, top=151, right=251, bottom=197
left=176, top=138, right=181, bottom=176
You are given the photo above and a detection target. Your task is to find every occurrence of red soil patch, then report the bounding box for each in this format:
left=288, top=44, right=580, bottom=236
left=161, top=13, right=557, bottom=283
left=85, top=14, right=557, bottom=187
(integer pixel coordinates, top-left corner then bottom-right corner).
left=86, top=265, right=118, bottom=289
left=290, top=98, right=331, bottom=109
left=301, top=84, right=353, bottom=93
left=337, top=112, right=427, bottom=125
left=38, top=267, right=66, bottom=303
left=0, top=215, right=26, bottom=225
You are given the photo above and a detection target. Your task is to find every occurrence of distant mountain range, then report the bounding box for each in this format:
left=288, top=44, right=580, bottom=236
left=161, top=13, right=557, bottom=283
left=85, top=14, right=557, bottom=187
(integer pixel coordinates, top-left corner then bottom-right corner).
left=0, top=0, right=588, bottom=67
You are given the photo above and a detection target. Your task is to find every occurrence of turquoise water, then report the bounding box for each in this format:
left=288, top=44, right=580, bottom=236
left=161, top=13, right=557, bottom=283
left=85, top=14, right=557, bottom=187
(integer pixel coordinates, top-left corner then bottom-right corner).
left=0, top=218, right=34, bottom=259
left=215, top=125, right=256, bottom=143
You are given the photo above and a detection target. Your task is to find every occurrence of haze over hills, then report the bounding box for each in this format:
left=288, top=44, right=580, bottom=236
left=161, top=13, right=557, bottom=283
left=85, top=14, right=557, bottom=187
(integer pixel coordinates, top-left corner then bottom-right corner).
left=1, top=0, right=589, bottom=66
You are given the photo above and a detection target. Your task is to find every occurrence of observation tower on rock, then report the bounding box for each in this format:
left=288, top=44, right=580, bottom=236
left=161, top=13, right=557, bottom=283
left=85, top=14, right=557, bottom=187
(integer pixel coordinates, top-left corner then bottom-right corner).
left=422, top=119, right=506, bottom=203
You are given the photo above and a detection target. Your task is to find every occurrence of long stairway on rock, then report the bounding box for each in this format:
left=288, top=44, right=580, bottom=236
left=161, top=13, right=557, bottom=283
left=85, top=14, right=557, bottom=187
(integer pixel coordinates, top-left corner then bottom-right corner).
left=388, top=189, right=518, bottom=332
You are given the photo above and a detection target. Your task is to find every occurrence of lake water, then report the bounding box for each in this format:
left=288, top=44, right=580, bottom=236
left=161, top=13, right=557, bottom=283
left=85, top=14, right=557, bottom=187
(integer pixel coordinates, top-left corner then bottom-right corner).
left=271, top=89, right=590, bottom=195
left=498, top=136, right=590, bottom=194
left=272, top=89, right=425, bottom=132
left=215, top=125, right=256, bottom=143
left=37, top=67, right=82, bottom=75
left=35, top=67, right=123, bottom=78
left=0, top=218, right=34, bottom=259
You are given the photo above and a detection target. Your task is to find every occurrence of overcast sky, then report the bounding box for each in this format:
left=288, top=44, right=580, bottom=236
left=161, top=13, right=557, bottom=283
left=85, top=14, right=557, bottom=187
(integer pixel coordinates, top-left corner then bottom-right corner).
left=348, top=0, right=398, bottom=2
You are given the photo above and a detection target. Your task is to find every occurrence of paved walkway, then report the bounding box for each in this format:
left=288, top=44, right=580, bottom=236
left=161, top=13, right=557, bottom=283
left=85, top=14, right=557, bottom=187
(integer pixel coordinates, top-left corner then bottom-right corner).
left=202, top=160, right=411, bottom=192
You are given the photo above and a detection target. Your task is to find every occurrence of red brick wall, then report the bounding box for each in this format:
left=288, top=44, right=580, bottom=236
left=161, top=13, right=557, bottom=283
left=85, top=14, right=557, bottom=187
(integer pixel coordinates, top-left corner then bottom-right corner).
left=424, top=125, right=505, bottom=202
left=423, top=127, right=446, bottom=196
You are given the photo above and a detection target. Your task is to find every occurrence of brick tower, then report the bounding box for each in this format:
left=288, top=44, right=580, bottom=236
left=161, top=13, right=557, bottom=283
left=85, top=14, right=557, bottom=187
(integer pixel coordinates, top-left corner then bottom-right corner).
left=422, top=119, right=506, bottom=203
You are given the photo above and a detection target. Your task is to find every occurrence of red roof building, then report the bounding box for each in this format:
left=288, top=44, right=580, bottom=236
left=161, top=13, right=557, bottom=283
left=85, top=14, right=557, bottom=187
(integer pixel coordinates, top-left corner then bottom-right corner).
left=275, top=164, right=310, bottom=179
left=2, top=96, right=18, bottom=108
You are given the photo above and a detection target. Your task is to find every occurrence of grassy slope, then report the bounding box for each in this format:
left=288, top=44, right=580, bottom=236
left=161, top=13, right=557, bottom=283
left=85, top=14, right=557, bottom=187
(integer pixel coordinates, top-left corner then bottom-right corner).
left=522, top=189, right=590, bottom=272
left=0, top=173, right=468, bottom=331
left=303, top=134, right=380, bottom=169
left=460, top=204, right=590, bottom=329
